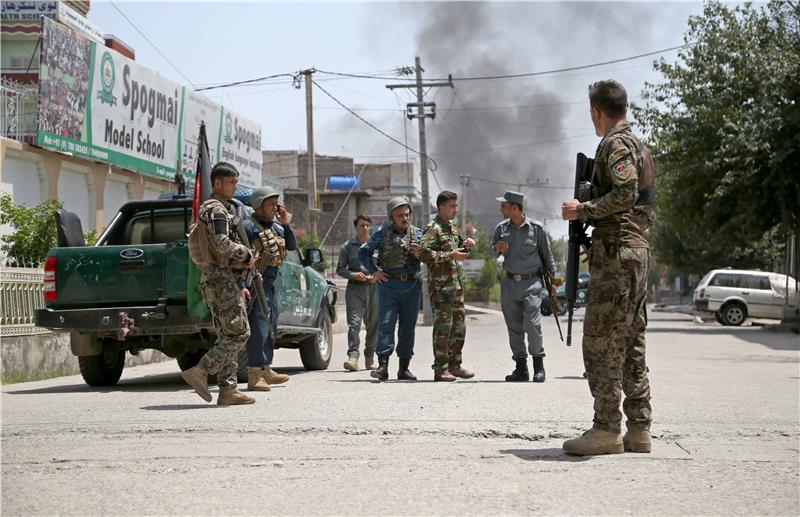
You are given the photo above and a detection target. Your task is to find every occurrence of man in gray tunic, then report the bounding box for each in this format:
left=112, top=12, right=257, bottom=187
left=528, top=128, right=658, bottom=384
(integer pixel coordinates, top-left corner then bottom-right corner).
left=337, top=215, right=379, bottom=371
left=492, top=191, right=557, bottom=383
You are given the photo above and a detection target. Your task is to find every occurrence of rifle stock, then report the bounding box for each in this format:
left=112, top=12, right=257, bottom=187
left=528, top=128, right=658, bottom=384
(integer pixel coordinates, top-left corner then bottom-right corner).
left=566, top=152, right=594, bottom=346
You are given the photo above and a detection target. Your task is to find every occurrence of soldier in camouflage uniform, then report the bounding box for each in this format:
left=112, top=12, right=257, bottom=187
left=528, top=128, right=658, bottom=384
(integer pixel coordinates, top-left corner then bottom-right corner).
left=419, top=191, right=477, bottom=381
left=359, top=196, right=423, bottom=382
left=561, top=80, right=655, bottom=455
left=182, top=162, right=256, bottom=406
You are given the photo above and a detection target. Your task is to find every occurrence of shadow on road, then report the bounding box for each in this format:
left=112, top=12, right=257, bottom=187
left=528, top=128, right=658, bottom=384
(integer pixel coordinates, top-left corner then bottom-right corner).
left=500, top=448, right=590, bottom=462
left=5, top=372, right=186, bottom=395
left=647, top=326, right=800, bottom=351
left=140, top=404, right=218, bottom=411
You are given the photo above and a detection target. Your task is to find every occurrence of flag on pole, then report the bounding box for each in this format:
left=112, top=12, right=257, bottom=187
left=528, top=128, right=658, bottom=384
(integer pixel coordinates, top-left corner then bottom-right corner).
left=187, top=122, right=213, bottom=320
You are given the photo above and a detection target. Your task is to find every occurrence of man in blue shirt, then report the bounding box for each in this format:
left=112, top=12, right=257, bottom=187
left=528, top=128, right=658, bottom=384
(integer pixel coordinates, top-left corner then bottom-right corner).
left=359, top=196, right=423, bottom=382
left=243, top=186, right=297, bottom=391
left=492, top=191, right=557, bottom=383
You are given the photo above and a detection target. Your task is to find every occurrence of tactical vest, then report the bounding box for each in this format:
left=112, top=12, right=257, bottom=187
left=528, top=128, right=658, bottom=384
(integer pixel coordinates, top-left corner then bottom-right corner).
left=379, top=224, right=420, bottom=270
left=188, top=199, right=245, bottom=268
left=251, top=218, right=287, bottom=269
left=593, top=129, right=656, bottom=208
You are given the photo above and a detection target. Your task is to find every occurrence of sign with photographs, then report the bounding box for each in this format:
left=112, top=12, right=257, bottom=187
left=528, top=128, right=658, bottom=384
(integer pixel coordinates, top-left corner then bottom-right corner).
left=35, top=18, right=262, bottom=187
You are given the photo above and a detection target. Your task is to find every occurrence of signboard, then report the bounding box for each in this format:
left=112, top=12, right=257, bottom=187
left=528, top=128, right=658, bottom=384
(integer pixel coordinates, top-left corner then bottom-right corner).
left=35, top=18, right=263, bottom=187
left=1, top=1, right=58, bottom=22
left=57, top=2, right=103, bottom=43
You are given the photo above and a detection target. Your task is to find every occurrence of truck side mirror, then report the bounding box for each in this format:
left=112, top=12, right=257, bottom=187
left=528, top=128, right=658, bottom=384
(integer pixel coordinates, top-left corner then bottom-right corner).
left=55, top=209, right=86, bottom=247
left=303, top=248, right=323, bottom=266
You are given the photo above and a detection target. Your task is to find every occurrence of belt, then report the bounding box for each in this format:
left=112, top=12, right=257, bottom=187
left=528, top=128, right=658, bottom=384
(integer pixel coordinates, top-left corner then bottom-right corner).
left=386, top=272, right=419, bottom=281
left=503, top=271, right=540, bottom=282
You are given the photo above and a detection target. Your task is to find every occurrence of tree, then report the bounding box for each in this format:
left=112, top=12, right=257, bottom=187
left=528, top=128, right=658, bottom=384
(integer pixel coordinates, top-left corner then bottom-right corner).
left=0, top=194, right=63, bottom=266
left=632, top=1, right=800, bottom=274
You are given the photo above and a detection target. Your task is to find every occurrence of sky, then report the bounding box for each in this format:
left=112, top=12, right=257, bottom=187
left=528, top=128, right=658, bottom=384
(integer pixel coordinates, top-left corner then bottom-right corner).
left=86, top=1, right=706, bottom=238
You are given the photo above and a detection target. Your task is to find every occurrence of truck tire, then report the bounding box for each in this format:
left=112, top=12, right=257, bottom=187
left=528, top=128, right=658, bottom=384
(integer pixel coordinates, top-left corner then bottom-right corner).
left=299, top=308, right=333, bottom=371
left=720, top=302, right=747, bottom=326
left=541, top=303, right=552, bottom=316
left=78, top=349, right=125, bottom=387
left=714, top=312, right=724, bottom=324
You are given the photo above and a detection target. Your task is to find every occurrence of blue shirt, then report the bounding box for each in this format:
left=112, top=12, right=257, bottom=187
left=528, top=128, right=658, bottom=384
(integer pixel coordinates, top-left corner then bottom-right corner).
left=491, top=216, right=555, bottom=275
left=359, top=222, right=423, bottom=275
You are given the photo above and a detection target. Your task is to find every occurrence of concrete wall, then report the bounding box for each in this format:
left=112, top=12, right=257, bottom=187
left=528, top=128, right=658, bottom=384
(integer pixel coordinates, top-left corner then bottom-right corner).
left=1, top=332, right=172, bottom=380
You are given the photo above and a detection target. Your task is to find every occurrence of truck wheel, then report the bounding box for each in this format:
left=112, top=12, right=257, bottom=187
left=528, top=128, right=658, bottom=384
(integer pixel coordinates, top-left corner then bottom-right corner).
left=714, top=312, right=724, bottom=324
left=720, top=302, right=747, bottom=326
left=541, top=303, right=552, bottom=316
left=78, top=349, right=125, bottom=387
left=299, top=308, right=332, bottom=370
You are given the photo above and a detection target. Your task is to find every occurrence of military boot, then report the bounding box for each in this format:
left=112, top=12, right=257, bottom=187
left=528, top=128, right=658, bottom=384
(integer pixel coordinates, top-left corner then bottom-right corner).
left=364, top=355, right=377, bottom=370
left=343, top=357, right=359, bottom=372
left=448, top=365, right=475, bottom=379
left=505, top=358, right=529, bottom=382
left=623, top=426, right=652, bottom=453
left=434, top=367, right=457, bottom=382
left=263, top=366, right=289, bottom=385
left=217, top=387, right=256, bottom=406
left=562, top=427, right=624, bottom=456
left=370, top=355, right=389, bottom=382
left=181, top=365, right=212, bottom=402
left=247, top=367, right=271, bottom=391
left=532, top=357, right=546, bottom=383
left=397, top=358, right=417, bottom=381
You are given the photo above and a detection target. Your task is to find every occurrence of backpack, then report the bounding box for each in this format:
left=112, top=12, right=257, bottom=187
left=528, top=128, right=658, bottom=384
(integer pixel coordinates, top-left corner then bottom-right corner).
left=187, top=199, right=230, bottom=267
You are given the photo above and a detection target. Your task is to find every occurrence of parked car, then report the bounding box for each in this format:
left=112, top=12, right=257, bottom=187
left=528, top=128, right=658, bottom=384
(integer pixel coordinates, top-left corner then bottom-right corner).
left=35, top=193, right=337, bottom=387
left=693, top=268, right=797, bottom=326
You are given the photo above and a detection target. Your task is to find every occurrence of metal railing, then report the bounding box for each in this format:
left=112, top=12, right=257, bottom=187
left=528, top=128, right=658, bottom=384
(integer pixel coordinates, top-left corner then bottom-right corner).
left=1, top=77, right=38, bottom=145
left=0, top=265, right=49, bottom=337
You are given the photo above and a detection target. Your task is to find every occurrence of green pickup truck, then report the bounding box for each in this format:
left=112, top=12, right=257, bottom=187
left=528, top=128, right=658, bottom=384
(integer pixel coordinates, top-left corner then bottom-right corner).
left=35, top=196, right=337, bottom=387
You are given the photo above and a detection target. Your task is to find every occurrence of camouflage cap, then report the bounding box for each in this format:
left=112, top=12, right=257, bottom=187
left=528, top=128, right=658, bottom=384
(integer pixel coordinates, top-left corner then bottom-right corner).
left=250, top=186, right=281, bottom=209
left=386, top=196, right=412, bottom=217
left=496, top=190, right=524, bottom=206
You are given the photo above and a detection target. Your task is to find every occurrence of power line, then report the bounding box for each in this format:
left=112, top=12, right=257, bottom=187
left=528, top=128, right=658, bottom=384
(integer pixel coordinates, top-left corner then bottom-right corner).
left=311, top=79, right=439, bottom=170
left=108, top=0, right=197, bottom=88
left=195, top=73, right=296, bottom=92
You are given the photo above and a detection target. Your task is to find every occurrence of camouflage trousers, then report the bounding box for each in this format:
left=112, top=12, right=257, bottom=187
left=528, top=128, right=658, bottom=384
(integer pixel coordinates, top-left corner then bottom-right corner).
left=583, top=240, right=652, bottom=433
left=199, top=274, right=250, bottom=389
left=430, top=287, right=466, bottom=371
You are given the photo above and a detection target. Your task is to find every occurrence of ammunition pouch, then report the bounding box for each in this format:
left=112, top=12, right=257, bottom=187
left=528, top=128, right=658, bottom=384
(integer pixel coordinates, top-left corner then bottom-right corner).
left=254, top=226, right=286, bottom=269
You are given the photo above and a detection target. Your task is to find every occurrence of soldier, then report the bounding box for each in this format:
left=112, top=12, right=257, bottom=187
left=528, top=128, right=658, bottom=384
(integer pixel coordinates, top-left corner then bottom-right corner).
left=337, top=215, right=379, bottom=372
left=419, top=191, right=476, bottom=381
left=561, top=80, right=654, bottom=455
left=359, top=196, right=423, bottom=382
left=182, top=162, right=255, bottom=406
left=243, top=186, right=296, bottom=391
left=491, top=191, right=557, bottom=383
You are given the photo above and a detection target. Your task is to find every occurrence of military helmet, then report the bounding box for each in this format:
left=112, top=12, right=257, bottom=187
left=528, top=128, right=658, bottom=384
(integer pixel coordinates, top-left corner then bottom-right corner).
left=250, top=186, right=280, bottom=209
left=386, top=196, right=412, bottom=217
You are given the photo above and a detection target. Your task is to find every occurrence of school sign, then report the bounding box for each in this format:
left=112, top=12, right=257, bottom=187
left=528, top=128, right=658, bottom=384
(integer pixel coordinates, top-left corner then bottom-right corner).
left=36, top=18, right=263, bottom=187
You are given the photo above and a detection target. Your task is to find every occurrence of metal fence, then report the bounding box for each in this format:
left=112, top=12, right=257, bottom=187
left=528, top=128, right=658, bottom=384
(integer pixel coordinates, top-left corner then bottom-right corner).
left=1, top=77, right=38, bottom=145
left=0, top=265, right=48, bottom=337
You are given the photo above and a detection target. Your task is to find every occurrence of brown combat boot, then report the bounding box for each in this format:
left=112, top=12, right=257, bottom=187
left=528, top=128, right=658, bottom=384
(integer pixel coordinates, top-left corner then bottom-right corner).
left=434, top=369, right=457, bottom=382
left=623, top=427, right=652, bottom=453
left=448, top=365, right=475, bottom=379
left=262, top=366, right=289, bottom=385
left=364, top=356, right=377, bottom=370
left=563, top=427, right=623, bottom=456
left=217, top=387, right=256, bottom=406
left=343, top=357, right=359, bottom=372
left=247, top=367, right=271, bottom=391
left=181, top=365, right=212, bottom=402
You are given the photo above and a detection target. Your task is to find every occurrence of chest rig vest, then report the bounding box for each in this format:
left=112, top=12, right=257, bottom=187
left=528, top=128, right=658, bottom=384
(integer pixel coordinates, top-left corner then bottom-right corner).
left=379, top=224, right=420, bottom=270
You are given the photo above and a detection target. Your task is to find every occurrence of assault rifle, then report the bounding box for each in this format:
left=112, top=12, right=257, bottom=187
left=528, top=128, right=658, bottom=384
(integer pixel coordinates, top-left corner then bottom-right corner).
left=565, top=153, right=594, bottom=346
left=541, top=271, right=564, bottom=342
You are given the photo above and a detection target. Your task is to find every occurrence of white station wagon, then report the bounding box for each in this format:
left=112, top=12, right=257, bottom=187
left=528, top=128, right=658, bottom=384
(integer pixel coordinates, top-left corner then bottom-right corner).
left=693, top=269, right=797, bottom=326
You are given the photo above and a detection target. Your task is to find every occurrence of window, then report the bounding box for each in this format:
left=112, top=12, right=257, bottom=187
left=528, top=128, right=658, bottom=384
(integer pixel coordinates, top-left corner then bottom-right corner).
left=322, top=202, right=336, bottom=213
left=741, top=275, right=771, bottom=290
left=126, top=213, right=189, bottom=244
left=709, top=273, right=741, bottom=288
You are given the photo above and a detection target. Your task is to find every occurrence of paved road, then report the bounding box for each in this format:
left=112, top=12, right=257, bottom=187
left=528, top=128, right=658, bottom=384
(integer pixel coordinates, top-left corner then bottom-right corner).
left=2, top=309, right=799, bottom=516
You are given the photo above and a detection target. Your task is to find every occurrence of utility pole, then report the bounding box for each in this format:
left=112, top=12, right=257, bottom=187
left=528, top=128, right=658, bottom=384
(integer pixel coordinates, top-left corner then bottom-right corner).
left=302, top=68, right=319, bottom=239
left=460, top=174, right=471, bottom=237
left=387, top=57, right=453, bottom=325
